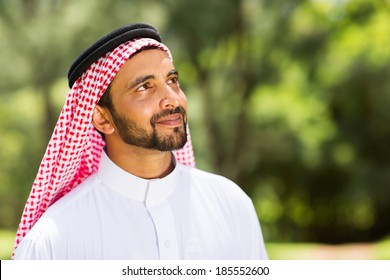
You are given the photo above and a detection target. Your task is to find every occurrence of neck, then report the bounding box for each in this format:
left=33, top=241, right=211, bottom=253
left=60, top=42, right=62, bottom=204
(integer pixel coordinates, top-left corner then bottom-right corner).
left=105, top=143, right=174, bottom=179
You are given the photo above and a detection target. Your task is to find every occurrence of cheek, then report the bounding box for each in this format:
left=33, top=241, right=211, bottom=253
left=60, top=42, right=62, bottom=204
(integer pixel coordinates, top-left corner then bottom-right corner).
left=179, top=91, right=187, bottom=108
left=115, top=98, right=155, bottom=124
left=132, top=104, right=156, bottom=123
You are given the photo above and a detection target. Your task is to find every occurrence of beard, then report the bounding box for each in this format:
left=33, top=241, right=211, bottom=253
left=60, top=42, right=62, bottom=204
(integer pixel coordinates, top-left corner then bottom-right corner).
left=110, top=106, right=187, bottom=151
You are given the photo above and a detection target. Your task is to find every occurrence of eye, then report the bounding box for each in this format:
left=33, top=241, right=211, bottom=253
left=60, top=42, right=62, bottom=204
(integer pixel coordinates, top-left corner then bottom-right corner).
left=167, top=76, right=180, bottom=86
left=136, top=83, right=151, bottom=92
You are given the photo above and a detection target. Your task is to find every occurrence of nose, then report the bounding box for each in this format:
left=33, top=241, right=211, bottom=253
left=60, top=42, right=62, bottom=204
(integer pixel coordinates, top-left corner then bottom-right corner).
left=159, top=85, right=181, bottom=109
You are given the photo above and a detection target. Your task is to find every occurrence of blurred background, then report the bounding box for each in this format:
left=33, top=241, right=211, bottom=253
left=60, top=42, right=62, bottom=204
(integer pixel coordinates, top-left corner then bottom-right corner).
left=1, top=0, right=390, bottom=259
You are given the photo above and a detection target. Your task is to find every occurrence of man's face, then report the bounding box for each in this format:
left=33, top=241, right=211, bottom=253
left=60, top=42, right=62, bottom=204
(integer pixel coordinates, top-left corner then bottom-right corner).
left=106, top=49, right=187, bottom=151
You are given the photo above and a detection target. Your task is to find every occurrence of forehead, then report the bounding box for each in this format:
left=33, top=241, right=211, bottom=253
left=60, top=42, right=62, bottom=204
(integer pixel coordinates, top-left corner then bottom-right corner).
left=117, top=48, right=173, bottom=76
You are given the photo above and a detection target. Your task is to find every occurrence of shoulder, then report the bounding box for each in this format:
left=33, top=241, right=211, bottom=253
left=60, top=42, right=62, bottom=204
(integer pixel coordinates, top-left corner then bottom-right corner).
left=177, top=164, right=252, bottom=205
left=14, top=174, right=101, bottom=259
left=177, top=164, right=233, bottom=183
left=43, top=173, right=100, bottom=217
left=13, top=214, right=60, bottom=259
left=14, top=174, right=103, bottom=259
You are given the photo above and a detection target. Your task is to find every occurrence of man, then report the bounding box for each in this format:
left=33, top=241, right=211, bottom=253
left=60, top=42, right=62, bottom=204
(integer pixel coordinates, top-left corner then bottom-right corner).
left=13, top=23, right=268, bottom=259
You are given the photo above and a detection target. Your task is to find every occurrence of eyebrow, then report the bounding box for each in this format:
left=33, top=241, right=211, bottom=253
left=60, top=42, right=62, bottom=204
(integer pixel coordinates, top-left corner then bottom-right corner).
left=128, top=74, right=155, bottom=90
left=127, top=69, right=179, bottom=90
left=168, top=69, right=179, bottom=77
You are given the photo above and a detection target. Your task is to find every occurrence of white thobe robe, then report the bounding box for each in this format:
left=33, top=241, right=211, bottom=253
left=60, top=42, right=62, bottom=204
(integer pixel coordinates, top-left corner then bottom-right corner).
left=14, top=152, right=268, bottom=260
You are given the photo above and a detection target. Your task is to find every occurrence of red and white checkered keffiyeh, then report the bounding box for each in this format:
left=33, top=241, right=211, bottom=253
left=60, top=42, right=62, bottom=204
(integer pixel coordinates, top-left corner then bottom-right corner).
left=13, top=38, right=196, bottom=254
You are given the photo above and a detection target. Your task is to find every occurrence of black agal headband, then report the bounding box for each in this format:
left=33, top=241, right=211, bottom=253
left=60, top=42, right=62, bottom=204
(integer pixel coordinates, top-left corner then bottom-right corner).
left=67, top=23, right=162, bottom=88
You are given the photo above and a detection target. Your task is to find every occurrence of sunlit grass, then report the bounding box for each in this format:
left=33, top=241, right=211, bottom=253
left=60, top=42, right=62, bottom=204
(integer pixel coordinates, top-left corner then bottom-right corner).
left=267, top=236, right=390, bottom=260
left=0, top=229, right=15, bottom=260
left=372, top=236, right=390, bottom=260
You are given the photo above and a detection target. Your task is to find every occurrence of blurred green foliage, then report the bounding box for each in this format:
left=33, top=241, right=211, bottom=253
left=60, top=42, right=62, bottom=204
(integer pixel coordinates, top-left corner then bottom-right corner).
left=1, top=0, right=390, bottom=247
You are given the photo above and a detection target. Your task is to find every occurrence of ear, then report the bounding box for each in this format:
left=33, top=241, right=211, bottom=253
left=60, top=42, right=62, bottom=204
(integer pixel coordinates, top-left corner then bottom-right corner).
left=92, top=105, right=115, bottom=135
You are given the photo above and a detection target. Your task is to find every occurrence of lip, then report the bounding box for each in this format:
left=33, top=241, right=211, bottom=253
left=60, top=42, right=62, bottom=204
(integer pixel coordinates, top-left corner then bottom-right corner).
left=155, top=114, right=183, bottom=127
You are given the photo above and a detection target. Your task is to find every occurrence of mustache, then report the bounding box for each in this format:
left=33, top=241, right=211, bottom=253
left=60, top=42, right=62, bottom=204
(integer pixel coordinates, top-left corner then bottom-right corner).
left=150, top=106, right=187, bottom=126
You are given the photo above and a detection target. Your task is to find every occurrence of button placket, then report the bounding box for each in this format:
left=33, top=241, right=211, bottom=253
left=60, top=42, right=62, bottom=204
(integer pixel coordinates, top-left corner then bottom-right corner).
left=145, top=180, right=179, bottom=260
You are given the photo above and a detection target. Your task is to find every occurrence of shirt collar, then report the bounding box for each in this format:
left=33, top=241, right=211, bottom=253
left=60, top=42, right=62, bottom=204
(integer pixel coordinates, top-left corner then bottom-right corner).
left=97, top=150, right=179, bottom=205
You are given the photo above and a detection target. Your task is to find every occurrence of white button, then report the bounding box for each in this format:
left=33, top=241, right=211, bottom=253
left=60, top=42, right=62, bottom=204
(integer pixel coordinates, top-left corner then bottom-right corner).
left=164, top=240, right=171, bottom=248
